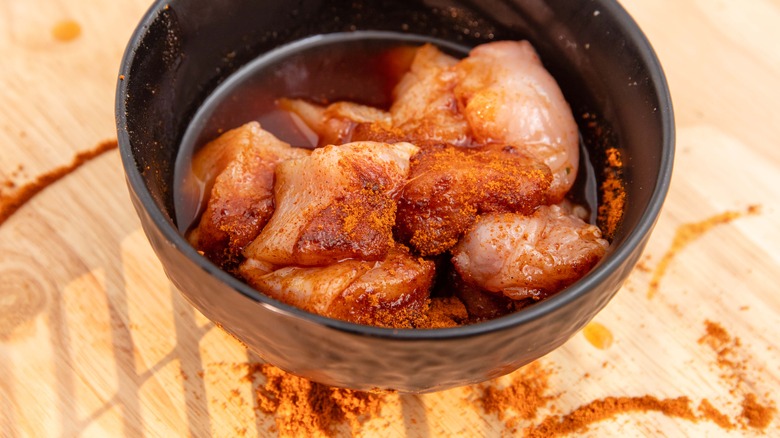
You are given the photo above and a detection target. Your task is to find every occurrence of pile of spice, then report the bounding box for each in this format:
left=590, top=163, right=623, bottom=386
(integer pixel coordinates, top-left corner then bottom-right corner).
left=245, top=363, right=387, bottom=437
left=473, top=361, right=554, bottom=432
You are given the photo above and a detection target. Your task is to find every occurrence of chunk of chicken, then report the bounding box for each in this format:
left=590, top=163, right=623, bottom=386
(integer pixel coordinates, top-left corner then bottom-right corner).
left=239, top=247, right=435, bottom=328
left=277, top=98, right=391, bottom=147
left=243, top=141, right=418, bottom=266
left=188, top=122, right=309, bottom=267
left=454, top=41, right=579, bottom=201
left=452, top=205, right=609, bottom=300
left=396, top=143, right=552, bottom=256
left=388, top=44, right=471, bottom=146
left=279, top=41, right=577, bottom=195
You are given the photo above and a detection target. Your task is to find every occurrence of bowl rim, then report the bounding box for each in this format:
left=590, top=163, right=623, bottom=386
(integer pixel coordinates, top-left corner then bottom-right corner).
left=116, top=0, right=674, bottom=341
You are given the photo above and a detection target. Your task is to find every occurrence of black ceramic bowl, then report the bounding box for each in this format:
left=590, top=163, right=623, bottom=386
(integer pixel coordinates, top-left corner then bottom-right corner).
left=116, top=0, right=673, bottom=392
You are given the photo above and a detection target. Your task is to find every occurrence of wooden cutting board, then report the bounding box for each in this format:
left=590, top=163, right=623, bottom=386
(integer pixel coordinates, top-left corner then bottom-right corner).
left=1, top=0, right=778, bottom=436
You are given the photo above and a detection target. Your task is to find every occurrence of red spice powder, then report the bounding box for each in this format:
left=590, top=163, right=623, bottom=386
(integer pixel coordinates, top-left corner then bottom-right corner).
left=476, top=361, right=553, bottom=427
left=698, top=320, right=776, bottom=430
left=698, top=399, right=734, bottom=430
left=527, top=395, right=696, bottom=437
left=246, top=363, right=386, bottom=437
left=741, top=393, right=776, bottom=430
left=597, top=147, right=626, bottom=241
left=647, top=206, right=760, bottom=299
left=0, top=140, right=118, bottom=226
left=470, top=320, right=776, bottom=436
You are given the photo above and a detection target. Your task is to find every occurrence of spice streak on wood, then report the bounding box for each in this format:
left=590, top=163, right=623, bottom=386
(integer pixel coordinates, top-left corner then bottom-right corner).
left=0, top=140, right=117, bottom=226
left=647, top=206, right=760, bottom=299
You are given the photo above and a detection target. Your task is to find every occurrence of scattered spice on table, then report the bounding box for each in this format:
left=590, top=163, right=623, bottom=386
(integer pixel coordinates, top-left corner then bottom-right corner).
left=245, top=363, right=386, bottom=437
left=474, top=361, right=553, bottom=431
left=467, top=320, right=776, bottom=436
left=647, top=206, right=761, bottom=299
left=741, top=393, right=776, bottom=430
left=200, top=312, right=780, bottom=438
left=699, top=320, right=776, bottom=430
left=697, top=398, right=734, bottom=430
left=0, top=140, right=117, bottom=226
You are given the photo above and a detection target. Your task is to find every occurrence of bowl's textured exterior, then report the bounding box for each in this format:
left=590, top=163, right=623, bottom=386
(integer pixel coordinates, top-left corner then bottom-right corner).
left=116, top=0, right=673, bottom=392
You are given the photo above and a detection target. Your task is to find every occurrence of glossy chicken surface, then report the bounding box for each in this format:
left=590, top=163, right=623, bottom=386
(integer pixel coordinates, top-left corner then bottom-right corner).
left=281, top=42, right=577, bottom=203
left=188, top=122, right=309, bottom=267
left=277, top=98, right=391, bottom=147
left=240, top=246, right=435, bottom=328
left=454, top=41, right=579, bottom=201
left=396, top=143, right=552, bottom=256
left=388, top=44, right=471, bottom=145
left=452, top=205, right=609, bottom=300
left=243, top=141, right=418, bottom=266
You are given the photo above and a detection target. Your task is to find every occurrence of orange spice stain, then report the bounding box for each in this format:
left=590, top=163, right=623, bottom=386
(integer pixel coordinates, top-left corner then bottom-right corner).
left=52, top=20, right=82, bottom=42
left=527, top=395, right=697, bottom=437
left=697, top=399, right=734, bottom=430
left=697, top=320, right=776, bottom=430
left=0, top=140, right=118, bottom=226
left=647, top=205, right=761, bottom=299
left=597, top=147, right=626, bottom=241
left=582, top=321, right=613, bottom=350
left=741, top=393, right=776, bottom=430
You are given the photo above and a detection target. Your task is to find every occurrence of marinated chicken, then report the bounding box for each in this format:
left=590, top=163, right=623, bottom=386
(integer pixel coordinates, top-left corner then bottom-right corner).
left=452, top=205, right=609, bottom=300
left=243, top=141, right=418, bottom=266
left=388, top=44, right=471, bottom=145
left=240, top=246, right=434, bottom=327
left=454, top=41, right=579, bottom=201
left=282, top=41, right=578, bottom=202
left=396, top=143, right=552, bottom=256
left=184, top=39, right=611, bottom=327
left=444, top=268, right=530, bottom=321
left=188, top=122, right=309, bottom=267
left=277, top=98, right=391, bottom=147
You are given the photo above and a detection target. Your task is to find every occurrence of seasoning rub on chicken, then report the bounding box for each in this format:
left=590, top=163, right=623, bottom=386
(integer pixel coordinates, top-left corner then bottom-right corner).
left=184, top=39, right=611, bottom=327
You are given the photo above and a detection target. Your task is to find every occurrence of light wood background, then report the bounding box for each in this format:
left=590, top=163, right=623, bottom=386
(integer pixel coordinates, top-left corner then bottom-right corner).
left=1, top=0, right=779, bottom=436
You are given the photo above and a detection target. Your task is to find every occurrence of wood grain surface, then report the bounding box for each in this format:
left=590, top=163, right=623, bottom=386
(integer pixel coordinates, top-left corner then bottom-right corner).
left=1, top=0, right=779, bottom=436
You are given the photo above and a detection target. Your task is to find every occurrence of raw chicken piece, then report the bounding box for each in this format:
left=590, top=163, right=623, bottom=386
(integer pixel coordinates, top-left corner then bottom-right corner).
left=452, top=205, right=609, bottom=300
left=240, top=257, right=372, bottom=315
left=279, top=40, right=578, bottom=196
left=328, top=246, right=435, bottom=327
left=388, top=44, right=471, bottom=146
left=188, top=122, right=309, bottom=267
left=277, top=98, right=391, bottom=147
left=396, top=143, right=552, bottom=256
left=239, top=247, right=435, bottom=327
left=243, top=141, right=418, bottom=266
left=454, top=41, right=579, bottom=201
